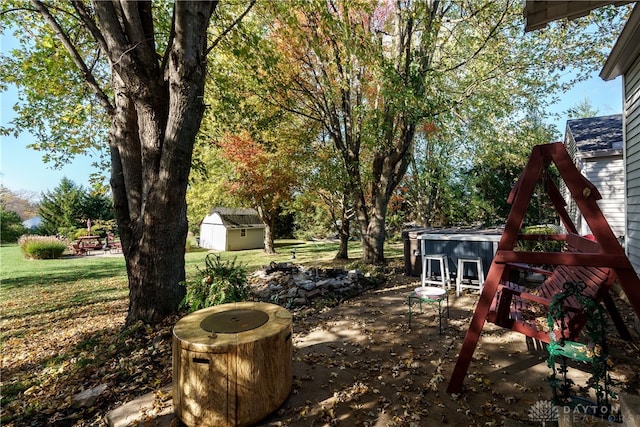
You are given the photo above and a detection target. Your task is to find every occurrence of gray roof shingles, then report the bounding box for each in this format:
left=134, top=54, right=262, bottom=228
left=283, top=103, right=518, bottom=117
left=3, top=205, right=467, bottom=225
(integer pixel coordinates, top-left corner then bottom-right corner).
left=566, top=114, right=623, bottom=152
left=208, top=207, right=263, bottom=228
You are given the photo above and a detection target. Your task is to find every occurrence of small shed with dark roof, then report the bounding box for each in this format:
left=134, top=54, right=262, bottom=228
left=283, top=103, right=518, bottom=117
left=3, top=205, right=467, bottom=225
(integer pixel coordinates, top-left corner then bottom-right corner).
left=564, top=114, right=624, bottom=238
left=199, top=207, right=265, bottom=251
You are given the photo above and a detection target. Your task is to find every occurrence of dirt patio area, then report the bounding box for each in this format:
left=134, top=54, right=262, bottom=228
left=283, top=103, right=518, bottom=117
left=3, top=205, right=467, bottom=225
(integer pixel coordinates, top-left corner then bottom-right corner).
left=112, top=273, right=640, bottom=427
left=258, top=278, right=639, bottom=426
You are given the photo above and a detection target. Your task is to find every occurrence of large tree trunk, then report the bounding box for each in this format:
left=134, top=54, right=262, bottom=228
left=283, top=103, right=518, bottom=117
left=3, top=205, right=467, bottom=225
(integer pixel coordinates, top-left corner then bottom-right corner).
left=360, top=195, right=388, bottom=264
left=334, top=193, right=350, bottom=260
left=95, top=1, right=217, bottom=324
left=257, top=206, right=276, bottom=254
left=335, top=215, right=350, bottom=260
left=355, top=125, right=414, bottom=265
left=29, top=0, right=258, bottom=324
left=264, top=223, right=275, bottom=254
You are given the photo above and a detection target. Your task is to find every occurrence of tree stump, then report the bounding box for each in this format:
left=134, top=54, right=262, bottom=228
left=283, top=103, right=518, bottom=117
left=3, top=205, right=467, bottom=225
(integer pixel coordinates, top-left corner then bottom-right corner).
left=173, top=302, right=293, bottom=427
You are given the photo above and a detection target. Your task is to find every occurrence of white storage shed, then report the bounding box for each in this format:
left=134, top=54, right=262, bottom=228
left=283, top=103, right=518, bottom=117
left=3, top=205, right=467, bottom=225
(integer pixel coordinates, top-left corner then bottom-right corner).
left=199, top=208, right=265, bottom=251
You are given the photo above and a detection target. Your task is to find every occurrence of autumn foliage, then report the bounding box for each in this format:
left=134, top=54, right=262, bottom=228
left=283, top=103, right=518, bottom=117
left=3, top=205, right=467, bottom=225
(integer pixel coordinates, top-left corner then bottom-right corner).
left=218, top=132, right=296, bottom=211
left=217, top=132, right=298, bottom=252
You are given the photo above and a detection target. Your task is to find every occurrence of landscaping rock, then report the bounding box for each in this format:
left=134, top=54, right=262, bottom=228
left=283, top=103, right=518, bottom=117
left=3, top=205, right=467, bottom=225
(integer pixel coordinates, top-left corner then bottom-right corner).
left=298, top=280, right=316, bottom=291
left=72, top=384, right=108, bottom=408
left=306, top=288, right=323, bottom=299
left=348, top=269, right=363, bottom=278
left=248, top=264, right=381, bottom=308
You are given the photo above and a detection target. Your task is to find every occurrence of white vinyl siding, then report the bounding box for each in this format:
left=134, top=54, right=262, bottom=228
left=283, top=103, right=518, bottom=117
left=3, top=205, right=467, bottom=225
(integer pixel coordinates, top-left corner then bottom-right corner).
left=563, top=131, right=579, bottom=227
left=565, top=155, right=624, bottom=238
left=565, top=125, right=578, bottom=158
left=581, top=157, right=625, bottom=238
left=199, top=213, right=228, bottom=251
left=626, top=53, right=640, bottom=272
left=563, top=122, right=624, bottom=239
left=226, top=228, right=264, bottom=251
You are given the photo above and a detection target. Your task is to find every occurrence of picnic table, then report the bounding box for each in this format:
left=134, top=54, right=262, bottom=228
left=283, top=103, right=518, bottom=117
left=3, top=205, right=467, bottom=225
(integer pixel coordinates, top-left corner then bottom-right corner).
left=70, top=236, right=105, bottom=255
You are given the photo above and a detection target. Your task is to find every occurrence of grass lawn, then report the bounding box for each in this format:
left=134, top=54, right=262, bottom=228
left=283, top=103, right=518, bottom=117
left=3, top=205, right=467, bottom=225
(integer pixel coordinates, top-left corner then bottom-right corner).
left=2, top=240, right=402, bottom=322
left=0, top=239, right=403, bottom=426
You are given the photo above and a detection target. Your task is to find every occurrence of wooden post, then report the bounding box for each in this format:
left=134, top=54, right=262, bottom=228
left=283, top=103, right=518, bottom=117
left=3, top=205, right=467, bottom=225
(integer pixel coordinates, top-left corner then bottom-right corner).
left=447, top=144, right=547, bottom=393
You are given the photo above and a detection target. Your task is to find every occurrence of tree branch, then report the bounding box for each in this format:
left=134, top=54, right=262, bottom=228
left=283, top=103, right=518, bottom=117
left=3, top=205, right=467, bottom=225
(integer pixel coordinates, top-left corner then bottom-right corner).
left=71, top=1, right=109, bottom=60
left=120, top=1, right=157, bottom=68
left=441, top=3, right=510, bottom=74
left=206, top=0, right=256, bottom=55
left=161, top=7, right=175, bottom=73
left=0, top=7, right=38, bottom=16
left=31, top=0, right=114, bottom=115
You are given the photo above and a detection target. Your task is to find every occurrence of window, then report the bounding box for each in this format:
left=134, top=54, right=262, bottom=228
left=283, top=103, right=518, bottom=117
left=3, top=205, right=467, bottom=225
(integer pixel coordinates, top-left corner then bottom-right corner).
left=240, top=228, right=246, bottom=237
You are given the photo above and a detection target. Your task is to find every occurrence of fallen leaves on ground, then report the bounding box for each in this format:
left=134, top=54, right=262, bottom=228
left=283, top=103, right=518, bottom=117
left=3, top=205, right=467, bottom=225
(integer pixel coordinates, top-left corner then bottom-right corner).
left=1, top=296, right=177, bottom=427
left=2, top=261, right=639, bottom=427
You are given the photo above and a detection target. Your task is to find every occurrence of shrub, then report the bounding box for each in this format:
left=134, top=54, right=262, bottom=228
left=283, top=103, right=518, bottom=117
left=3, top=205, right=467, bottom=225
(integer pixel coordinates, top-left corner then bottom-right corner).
left=73, top=228, right=89, bottom=239
left=18, top=235, right=69, bottom=259
left=1, top=208, right=27, bottom=243
left=180, top=253, right=249, bottom=312
left=517, top=225, right=564, bottom=252
left=185, top=231, right=198, bottom=252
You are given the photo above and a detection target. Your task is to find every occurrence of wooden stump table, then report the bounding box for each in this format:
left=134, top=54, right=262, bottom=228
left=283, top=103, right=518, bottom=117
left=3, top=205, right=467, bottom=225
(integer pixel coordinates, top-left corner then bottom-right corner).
left=173, top=302, right=293, bottom=427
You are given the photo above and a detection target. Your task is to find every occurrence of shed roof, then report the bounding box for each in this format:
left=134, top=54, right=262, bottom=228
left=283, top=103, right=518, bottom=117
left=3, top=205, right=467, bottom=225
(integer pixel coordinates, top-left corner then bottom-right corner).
left=566, top=114, right=623, bottom=153
left=205, top=207, right=264, bottom=229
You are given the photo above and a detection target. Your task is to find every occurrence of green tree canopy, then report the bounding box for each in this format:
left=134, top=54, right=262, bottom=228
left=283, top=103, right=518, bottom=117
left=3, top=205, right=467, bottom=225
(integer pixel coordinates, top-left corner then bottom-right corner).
left=38, top=177, right=114, bottom=237
left=0, top=207, right=27, bottom=243
left=188, top=15, right=319, bottom=251
left=248, top=0, right=629, bottom=262
left=469, top=110, right=558, bottom=225
left=567, top=97, right=601, bottom=119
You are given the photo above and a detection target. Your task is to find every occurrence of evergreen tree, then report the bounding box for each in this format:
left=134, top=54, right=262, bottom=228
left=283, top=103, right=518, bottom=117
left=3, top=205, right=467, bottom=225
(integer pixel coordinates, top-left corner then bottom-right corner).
left=38, top=178, right=114, bottom=237
left=0, top=207, right=27, bottom=243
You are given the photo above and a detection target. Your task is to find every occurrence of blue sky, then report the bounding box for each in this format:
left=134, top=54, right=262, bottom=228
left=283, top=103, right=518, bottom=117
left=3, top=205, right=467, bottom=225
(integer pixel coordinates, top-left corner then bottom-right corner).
left=545, top=74, right=623, bottom=134
left=0, top=31, right=99, bottom=197
left=0, top=32, right=624, bottom=197
left=1, top=84, right=100, bottom=197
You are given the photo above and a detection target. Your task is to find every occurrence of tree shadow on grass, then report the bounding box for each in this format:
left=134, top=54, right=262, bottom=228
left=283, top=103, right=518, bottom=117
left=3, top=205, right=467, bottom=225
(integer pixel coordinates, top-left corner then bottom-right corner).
left=2, top=291, right=127, bottom=322
left=1, top=263, right=127, bottom=290
left=273, top=241, right=308, bottom=248
left=274, top=241, right=340, bottom=252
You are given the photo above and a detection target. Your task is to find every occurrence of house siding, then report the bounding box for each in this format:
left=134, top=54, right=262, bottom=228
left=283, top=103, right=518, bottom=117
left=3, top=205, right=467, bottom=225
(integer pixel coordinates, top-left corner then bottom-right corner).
left=563, top=130, right=579, bottom=228
left=626, top=52, right=640, bottom=272
left=199, top=213, right=228, bottom=251
left=582, top=157, right=625, bottom=238
left=565, top=124, right=578, bottom=158
left=562, top=117, right=624, bottom=238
